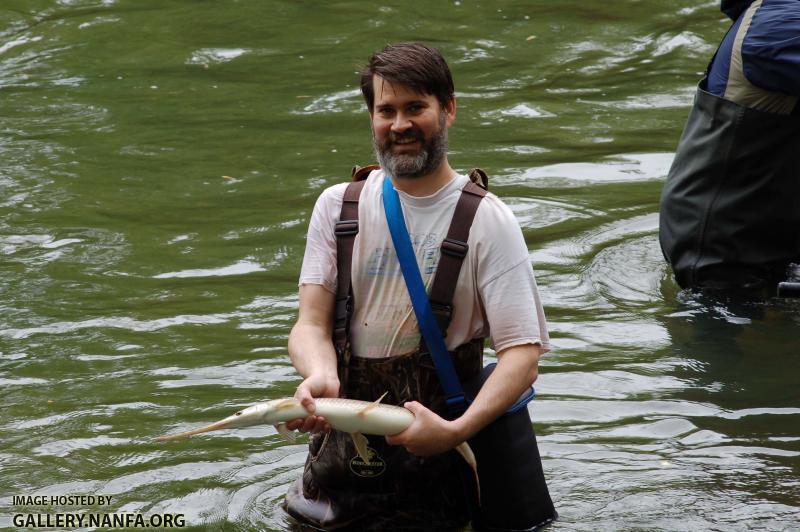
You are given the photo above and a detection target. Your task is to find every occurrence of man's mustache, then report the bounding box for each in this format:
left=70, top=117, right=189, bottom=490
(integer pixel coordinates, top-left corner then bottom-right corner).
left=389, top=129, right=424, bottom=145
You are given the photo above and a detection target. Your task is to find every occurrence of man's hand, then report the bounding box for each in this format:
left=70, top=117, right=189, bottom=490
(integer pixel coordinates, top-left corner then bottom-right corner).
left=385, top=401, right=464, bottom=456
left=285, top=373, right=339, bottom=434
left=387, top=344, right=542, bottom=456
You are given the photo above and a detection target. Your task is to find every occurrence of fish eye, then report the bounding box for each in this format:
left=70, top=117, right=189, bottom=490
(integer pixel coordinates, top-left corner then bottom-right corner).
left=235, top=411, right=242, bottom=416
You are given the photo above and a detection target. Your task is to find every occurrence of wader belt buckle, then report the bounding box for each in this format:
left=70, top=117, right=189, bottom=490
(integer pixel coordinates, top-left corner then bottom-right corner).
left=441, top=238, right=468, bottom=258
left=334, top=220, right=358, bottom=237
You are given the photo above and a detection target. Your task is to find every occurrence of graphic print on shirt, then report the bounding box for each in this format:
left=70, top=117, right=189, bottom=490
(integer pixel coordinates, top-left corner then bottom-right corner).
left=358, top=231, right=441, bottom=357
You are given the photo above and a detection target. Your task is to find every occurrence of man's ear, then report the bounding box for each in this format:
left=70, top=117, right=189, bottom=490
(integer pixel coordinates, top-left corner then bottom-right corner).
left=445, top=97, right=457, bottom=127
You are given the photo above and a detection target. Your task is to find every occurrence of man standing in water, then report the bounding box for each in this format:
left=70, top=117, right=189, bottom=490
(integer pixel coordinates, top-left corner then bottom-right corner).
left=660, top=0, right=800, bottom=295
left=283, top=42, right=555, bottom=530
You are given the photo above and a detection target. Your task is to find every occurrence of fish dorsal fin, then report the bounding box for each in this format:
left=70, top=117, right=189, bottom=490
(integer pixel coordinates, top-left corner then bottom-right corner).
left=357, top=392, right=388, bottom=417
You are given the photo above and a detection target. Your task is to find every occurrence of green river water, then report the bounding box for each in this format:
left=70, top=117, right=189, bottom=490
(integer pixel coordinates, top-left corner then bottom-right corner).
left=1, top=1, right=798, bottom=530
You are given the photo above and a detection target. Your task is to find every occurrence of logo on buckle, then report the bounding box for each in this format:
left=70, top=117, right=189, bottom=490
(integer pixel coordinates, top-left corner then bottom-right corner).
left=349, top=447, right=386, bottom=477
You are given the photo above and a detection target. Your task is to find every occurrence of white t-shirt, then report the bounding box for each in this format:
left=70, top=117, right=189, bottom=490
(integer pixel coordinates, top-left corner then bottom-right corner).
left=299, top=169, right=550, bottom=358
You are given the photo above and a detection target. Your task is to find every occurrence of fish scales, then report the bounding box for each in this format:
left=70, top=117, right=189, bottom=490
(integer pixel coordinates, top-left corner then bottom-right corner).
left=314, top=398, right=414, bottom=435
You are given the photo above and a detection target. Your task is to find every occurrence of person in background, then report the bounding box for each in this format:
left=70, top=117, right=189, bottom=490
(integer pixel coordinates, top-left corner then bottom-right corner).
left=659, top=0, right=800, bottom=295
left=281, top=42, right=555, bottom=530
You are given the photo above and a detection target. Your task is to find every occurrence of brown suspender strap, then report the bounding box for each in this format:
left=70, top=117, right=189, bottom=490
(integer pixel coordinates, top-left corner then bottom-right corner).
left=333, top=179, right=367, bottom=352
left=427, top=179, right=488, bottom=338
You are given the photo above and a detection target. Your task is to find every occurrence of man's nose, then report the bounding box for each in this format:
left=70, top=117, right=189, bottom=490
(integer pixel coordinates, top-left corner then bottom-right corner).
left=391, top=113, right=413, bottom=133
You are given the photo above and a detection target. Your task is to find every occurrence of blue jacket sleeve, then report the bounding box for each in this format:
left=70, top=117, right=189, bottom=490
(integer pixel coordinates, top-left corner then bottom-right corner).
left=741, top=0, right=800, bottom=97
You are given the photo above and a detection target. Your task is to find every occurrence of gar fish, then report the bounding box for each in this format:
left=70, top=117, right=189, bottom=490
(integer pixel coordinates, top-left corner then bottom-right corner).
left=156, top=395, right=479, bottom=499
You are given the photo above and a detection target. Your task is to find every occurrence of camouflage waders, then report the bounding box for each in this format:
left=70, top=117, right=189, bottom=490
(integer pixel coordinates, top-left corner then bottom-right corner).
left=285, top=341, right=483, bottom=530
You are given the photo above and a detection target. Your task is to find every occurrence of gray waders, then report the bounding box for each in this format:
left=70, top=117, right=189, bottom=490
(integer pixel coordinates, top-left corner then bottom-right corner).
left=659, top=82, right=800, bottom=293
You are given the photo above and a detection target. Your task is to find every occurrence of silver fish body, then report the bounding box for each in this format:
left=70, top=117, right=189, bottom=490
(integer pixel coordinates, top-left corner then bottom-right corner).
left=156, top=397, right=414, bottom=441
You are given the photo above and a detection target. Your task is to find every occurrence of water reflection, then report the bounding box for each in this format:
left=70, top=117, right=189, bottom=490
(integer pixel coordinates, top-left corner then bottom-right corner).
left=655, top=292, right=800, bottom=524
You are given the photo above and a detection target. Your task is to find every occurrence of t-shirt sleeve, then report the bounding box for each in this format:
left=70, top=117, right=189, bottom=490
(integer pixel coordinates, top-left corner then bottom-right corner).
left=298, top=183, right=347, bottom=294
left=474, top=196, right=550, bottom=354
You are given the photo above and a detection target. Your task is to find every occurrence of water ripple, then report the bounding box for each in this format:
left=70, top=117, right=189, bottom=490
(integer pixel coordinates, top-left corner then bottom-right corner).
left=153, top=259, right=266, bottom=279
left=501, top=153, right=673, bottom=187
left=292, top=88, right=362, bottom=115
left=33, top=436, right=130, bottom=457
left=151, top=359, right=296, bottom=390
left=186, top=48, right=251, bottom=66
left=1, top=313, right=235, bottom=339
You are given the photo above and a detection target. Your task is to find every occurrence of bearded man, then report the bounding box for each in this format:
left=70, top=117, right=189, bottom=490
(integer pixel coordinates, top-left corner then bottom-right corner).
left=283, top=42, right=555, bottom=530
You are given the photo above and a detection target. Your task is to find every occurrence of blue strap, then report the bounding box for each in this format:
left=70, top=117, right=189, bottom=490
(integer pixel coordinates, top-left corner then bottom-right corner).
left=382, top=176, right=467, bottom=411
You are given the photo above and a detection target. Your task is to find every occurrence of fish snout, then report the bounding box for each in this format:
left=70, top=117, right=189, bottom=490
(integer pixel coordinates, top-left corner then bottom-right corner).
left=154, top=419, right=232, bottom=441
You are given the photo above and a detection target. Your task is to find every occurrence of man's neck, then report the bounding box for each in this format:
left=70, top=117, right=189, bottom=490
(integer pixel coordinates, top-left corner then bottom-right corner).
left=388, top=162, right=457, bottom=197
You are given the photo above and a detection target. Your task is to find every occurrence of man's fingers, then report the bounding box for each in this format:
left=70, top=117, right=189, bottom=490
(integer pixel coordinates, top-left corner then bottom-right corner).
left=301, top=397, right=316, bottom=414
left=403, top=401, right=426, bottom=415
left=293, top=415, right=329, bottom=434
left=285, top=419, right=303, bottom=431
left=294, top=386, right=317, bottom=414
left=300, top=416, right=316, bottom=432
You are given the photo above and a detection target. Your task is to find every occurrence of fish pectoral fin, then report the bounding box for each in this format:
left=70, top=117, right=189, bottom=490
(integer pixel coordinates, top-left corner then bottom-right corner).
left=275, top=423, right=296, bottom=443
left=274, top=398, right=299, bottom=410
left=357, top=391, right=388, bottom=417
left=350, top=432, right=370, bottom=463
left=455, top=442, right=481, bottom=506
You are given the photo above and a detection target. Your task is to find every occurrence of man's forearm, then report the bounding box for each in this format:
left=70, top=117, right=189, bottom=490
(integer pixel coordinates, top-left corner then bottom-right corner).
left=451, top=344, right=540, bottom=442
left=288, top=322, right=338, bottom=379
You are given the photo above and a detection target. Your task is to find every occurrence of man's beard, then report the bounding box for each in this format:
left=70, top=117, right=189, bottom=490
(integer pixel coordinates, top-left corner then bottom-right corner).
left=373, top=113, right=448, bottom=179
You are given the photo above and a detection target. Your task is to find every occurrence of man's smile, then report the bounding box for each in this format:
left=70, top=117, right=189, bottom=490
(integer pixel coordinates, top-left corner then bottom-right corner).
left=392, top=138, right=421, bottom=152
left=388, top=130, right=425, bottom=153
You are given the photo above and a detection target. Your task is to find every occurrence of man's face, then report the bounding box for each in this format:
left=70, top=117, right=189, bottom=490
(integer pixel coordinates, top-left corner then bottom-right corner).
left=370, top=75, right=455, bottom=179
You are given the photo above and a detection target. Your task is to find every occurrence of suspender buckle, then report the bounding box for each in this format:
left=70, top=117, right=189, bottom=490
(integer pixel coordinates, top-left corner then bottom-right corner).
left=334, top=296, right=352, bottom=323
left=335, top=220, right=359, bottom=237
left=333, top=296, right=352, bottom=349
left=430, top=301, right=453, bottom=337
left=441, top=238, right=468, bottom=258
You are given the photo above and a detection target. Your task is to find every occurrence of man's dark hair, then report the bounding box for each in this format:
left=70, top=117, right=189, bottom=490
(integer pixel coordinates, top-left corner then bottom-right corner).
left=360, top=42, right=455, bottom=111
